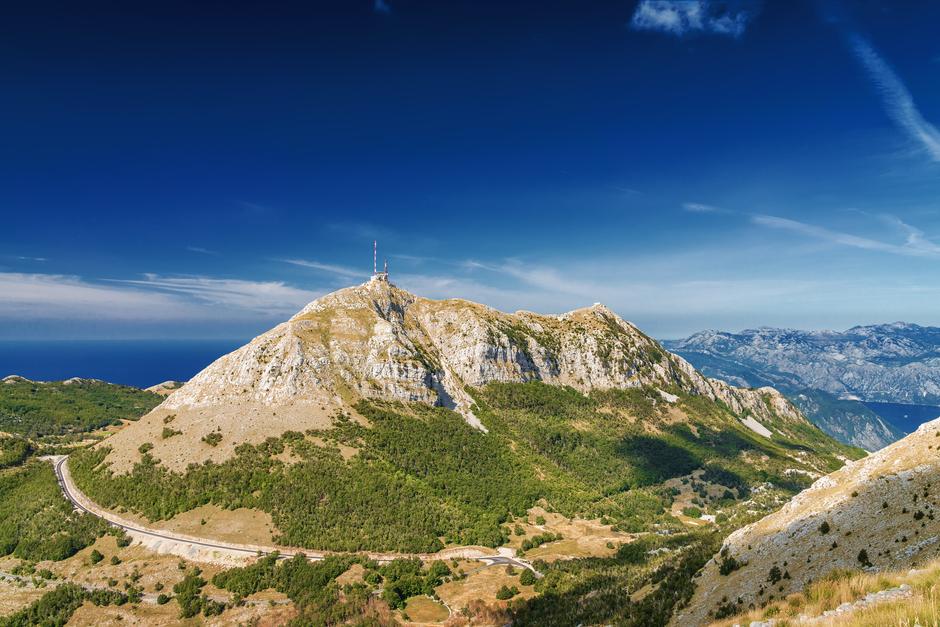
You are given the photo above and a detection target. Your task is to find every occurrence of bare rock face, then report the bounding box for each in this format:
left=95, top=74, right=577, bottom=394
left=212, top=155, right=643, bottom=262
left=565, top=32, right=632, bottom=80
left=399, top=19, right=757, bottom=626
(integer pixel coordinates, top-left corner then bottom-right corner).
left=164, top=278, right=799, bottom=426
left=678, top=417, right=940, bottom=626
left=104, top=278, right=809, bottom=471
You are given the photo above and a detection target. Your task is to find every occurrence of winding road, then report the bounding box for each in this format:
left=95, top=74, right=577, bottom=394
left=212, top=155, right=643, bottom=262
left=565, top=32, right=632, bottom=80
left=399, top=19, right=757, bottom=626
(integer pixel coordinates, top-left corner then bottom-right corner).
left=50, top=456, right=538, bottom=574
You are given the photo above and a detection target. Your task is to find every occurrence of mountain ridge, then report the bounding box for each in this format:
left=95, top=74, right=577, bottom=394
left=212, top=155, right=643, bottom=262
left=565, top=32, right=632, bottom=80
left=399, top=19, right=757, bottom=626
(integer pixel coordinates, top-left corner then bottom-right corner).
left=101, top=277, right=815, bottom=472
left=678, top=415, right=940, bottom=625
left=663, top=323, right=940, bottom=450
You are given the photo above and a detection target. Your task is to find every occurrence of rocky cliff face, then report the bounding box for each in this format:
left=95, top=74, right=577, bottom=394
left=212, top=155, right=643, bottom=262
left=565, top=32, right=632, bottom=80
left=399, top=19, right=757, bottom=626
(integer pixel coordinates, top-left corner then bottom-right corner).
left=104, top=278, right=813, bottom=471
left=165, top=277, right=802, bottom=426
left=678, top=417, right=940, bottom=626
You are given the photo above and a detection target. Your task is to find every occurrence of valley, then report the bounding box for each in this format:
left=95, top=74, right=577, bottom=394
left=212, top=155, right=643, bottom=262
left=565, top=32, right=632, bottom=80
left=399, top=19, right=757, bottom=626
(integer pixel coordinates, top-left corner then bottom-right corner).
left=665, top=323, right=940, bottom=451
left=6, top=279, right=938, bottom=626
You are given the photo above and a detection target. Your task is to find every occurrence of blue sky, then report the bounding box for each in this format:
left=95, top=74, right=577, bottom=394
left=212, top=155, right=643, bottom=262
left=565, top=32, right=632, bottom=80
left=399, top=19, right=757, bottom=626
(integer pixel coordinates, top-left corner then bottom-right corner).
left=3, top=0, right=940, bottom=340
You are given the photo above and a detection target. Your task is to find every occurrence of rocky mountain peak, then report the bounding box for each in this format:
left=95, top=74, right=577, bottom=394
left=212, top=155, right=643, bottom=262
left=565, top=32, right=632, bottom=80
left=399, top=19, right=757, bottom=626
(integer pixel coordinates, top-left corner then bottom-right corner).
left=100, top=280, right=813, bottom=471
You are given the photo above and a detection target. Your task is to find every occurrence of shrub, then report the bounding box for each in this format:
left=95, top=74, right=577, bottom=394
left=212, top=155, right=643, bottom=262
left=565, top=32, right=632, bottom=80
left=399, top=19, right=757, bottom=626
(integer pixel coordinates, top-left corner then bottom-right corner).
left=156, top=593, right=170, bottom=605
left=682, top=506, right=702, bottom=519
left=161, top=427, right=181, bottom=439
left=718, top=555, right=740, bottom=576
left=819, top=521, right=830, bottom=534
left=857, top=549, right=872, bottom=568
left=90, top=549, right=104, bottom=564
left=519, top=569, right=537, bottom=586
left=138, top=442, right=154, bottom=455
left=110, top=556, right=121, bottom=565
left=202, top=432, right=223, bottom=447
left=496, top=584, right=519, bottom=600
left=767, top=566, right=782, bottom=584
left=173, top=570, right=207, bottom=618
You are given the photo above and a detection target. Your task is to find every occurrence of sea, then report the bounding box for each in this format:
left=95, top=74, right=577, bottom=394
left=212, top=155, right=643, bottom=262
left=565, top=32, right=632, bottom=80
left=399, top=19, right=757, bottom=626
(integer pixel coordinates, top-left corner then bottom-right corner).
left=0, top=340, right=246, bottom=389
left=864, top=401, right=940, bottom=435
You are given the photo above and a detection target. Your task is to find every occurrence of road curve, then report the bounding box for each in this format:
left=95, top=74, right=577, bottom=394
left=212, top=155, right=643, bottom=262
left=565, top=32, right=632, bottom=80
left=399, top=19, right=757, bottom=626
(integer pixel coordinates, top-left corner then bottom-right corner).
left=51, top=456, right=539, bottom=574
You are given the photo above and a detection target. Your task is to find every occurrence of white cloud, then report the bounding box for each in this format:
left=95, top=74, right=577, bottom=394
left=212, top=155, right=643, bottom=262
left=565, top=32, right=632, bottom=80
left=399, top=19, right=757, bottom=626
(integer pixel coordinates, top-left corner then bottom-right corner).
left=111, top=275, right=318, bottom=315
left=630, top=1, right=757, bottom=38
left=847, top=33, right=940, bottom=162
left=751, top=214, right=940, bottom=258
left=683, top=202, right=726, bottom=213
left=0, top=273, right=197, bottom=320
left=280, top=258, right=370, bottom=279
left=0, top=272, right=320, bottom=322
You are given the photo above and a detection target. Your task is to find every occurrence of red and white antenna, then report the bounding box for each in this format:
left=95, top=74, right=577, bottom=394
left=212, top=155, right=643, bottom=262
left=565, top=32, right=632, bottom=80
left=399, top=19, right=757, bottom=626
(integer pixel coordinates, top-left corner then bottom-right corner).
left=373, top=240, right=377, bottom=275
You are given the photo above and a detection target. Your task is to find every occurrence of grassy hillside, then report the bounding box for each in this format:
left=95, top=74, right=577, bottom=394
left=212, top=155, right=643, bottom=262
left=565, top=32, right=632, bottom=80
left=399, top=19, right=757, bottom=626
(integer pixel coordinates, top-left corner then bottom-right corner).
left=0, top=378, right=162, bottom=437
left=72, top=382, right=861, bottom=555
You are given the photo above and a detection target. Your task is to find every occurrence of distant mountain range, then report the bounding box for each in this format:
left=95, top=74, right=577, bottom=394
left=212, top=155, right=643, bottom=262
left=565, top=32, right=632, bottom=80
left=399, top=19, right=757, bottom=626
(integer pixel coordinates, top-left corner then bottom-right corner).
left=665, top=322, right=940, bottom=450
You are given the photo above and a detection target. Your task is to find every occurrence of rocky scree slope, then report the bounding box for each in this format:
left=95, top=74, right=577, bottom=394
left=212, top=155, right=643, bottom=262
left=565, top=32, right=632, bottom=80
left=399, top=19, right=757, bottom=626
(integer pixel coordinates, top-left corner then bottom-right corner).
left=678, top=416, right=940, bottom=626
left=103, top=278, right=814, bottom=472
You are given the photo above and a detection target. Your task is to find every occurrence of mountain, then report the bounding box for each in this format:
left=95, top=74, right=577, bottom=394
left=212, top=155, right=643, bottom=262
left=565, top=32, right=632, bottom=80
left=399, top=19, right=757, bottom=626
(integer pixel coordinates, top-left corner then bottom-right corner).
left=96, top=276, right=836, bottom=474
left=69, top=277, right=863, bottom=624
left=678, top=416, right=940, bottom=625
left=145, top=380, right=185, bottom=396
left=0, top=375, right=163, bottom=437
left=662, top=324, right=940, bottom=450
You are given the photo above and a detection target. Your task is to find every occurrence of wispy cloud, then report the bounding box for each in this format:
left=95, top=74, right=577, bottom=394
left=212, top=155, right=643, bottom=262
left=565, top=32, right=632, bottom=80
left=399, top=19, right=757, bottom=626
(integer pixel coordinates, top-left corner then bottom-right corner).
left=752, top=214, right=940, bottom=258
left=280, top=258, right=370, bottom=279
left=14, top=256, right=47, bottom=262
left=846, top=33, right=940, bottom=162
left=683, top=202, right=727, bottom=213
left=630, top=0, right=758, bottom=38
left=186, top=246, right=218, bottom=256
left=111, top=275, right=318, bottom=315
left=0, top=273, right=197, bottom=320
left=0, top=271, right=320, bottom=332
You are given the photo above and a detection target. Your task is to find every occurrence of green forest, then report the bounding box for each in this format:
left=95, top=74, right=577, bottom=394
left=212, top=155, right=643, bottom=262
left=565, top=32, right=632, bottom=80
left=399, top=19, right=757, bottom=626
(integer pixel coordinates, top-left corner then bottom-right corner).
left=0, top=378, right=162, bottom=437
left=71, top=382, right=860, bottom=554
left=0, top=460, right=111, bottom=561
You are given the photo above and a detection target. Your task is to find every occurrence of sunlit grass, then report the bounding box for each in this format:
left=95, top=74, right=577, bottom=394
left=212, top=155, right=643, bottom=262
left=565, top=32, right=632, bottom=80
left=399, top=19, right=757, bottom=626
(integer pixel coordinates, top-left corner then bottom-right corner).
left=710, top=558, right=940, bottom=626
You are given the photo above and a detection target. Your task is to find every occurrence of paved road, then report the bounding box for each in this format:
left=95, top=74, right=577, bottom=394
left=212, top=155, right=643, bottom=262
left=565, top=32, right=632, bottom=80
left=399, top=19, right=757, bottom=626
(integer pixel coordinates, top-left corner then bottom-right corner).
left=51, top=456, right=539, bottom=575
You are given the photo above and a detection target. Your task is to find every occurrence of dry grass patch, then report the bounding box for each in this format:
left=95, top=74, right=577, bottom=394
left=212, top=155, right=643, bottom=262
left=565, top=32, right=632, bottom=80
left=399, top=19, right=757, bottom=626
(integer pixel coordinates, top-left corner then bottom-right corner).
left=336, top=563, right=366, bottom=587
left=41, top=535, right=225, bottom=596
left=0, top=580, right=45, bottom=616
left=507, top=507, right=634, bottom=561
left=112, top=505, right=278, bottom=547
left=66, top=600, right=181, bottom=626
left=401, top=595, right=449, bottom=624
left=100, top=400, right=337, bottom=473
left=436, top=564, right=535, bottom=612
left=709, top=558, right=940, bottom=627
